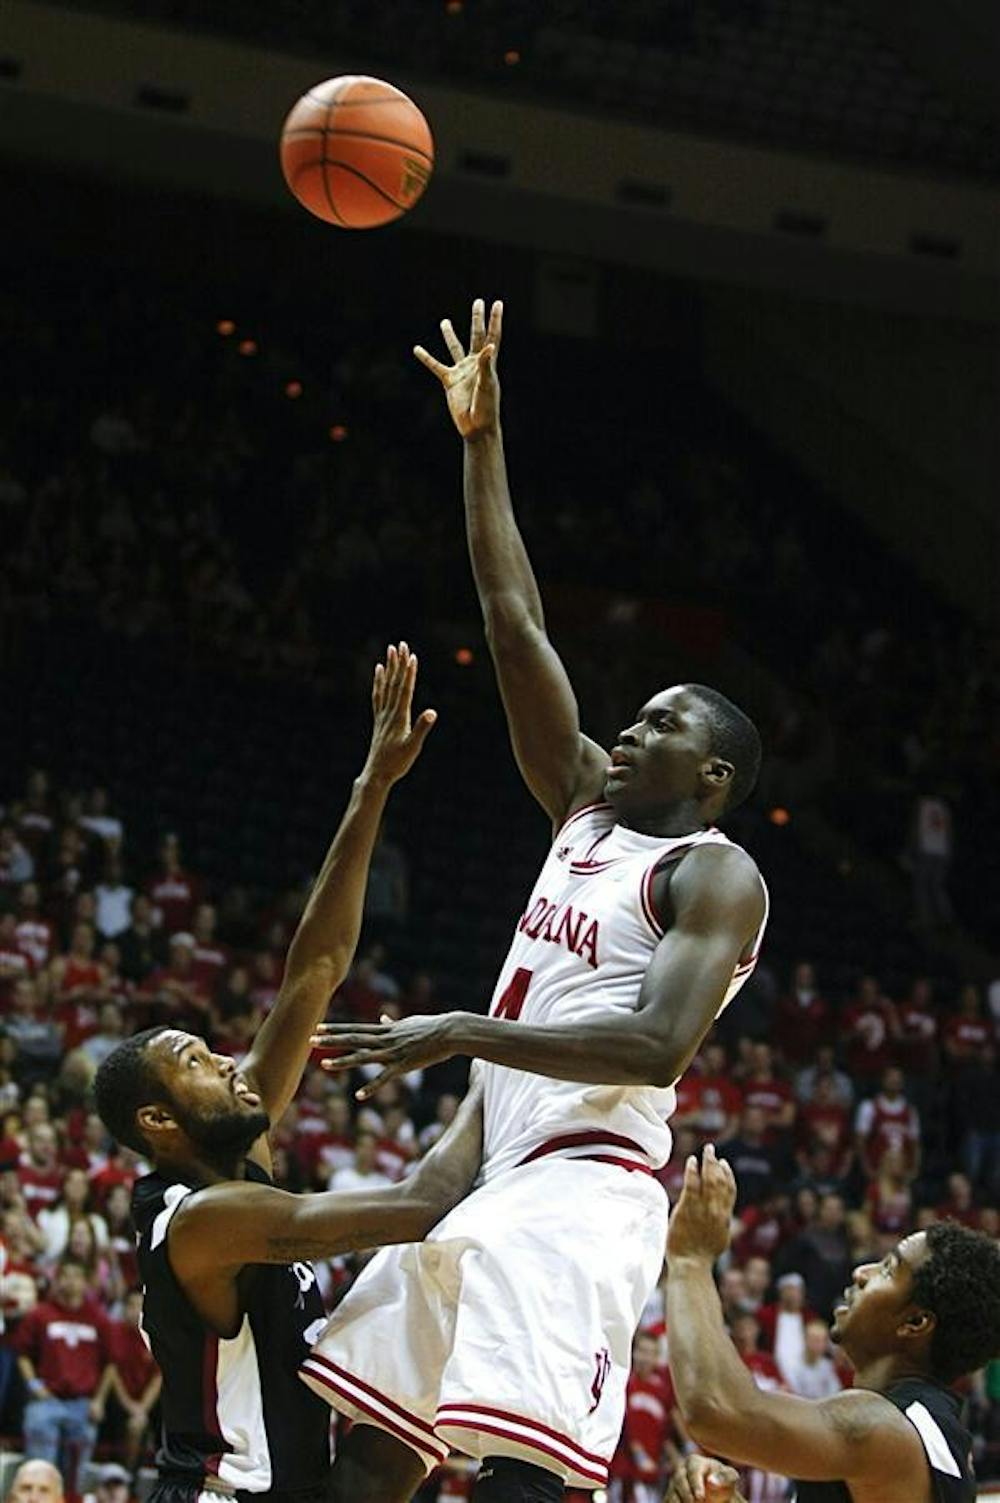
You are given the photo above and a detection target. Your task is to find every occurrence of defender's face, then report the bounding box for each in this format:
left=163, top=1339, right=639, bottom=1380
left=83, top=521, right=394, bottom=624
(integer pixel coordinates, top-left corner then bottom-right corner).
left=146, top=1031, right=269, bottom=1155
left=830, top=1232, right=930, bottom=1354
left=604, top=687, right=715, bottom=816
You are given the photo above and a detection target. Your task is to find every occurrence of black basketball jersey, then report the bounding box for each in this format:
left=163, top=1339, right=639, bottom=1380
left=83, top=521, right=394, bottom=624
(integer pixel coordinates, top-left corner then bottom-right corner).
left=791, top=1378, right=975, bottom=1503
left=134, top=1161, right=331, bottom=1495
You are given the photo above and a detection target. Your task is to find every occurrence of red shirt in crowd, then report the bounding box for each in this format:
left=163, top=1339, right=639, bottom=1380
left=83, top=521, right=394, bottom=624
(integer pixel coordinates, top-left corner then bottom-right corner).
left=774, top=990, right=831, bottom=1064
left=14, top=1297, right=112, bottom=1397
left=15, top=917, right=55, bottom=970
left=897, top=1000, right=939, bottom=1076
left=797, top=1100, right=852, bottom=1174
left=841, top=994, right=899, bottom=1080
left=855, top=1092, right=920, bottom=1174
left=17, top=1157, right=64, bottom=1220
left=743, top=1075, right=794, bottom=1140
left=693, top=1074, right=744, bottom=1139
left=191, top=940, right=231, bottom=997
left=942, top=1016, right=993, bottom=1067
left=145, top=871, right=200, bottom=934
left=611, top=1370, right=673, bottom=1485
left=107, top=1317, right=158, bottom=1400
left=865, top=1179, right=913, bottom=1235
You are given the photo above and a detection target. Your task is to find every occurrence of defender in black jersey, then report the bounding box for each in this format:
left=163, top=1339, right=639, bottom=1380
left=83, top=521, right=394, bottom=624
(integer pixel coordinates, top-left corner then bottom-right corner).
left=94, top=647, right=484, bottom=1503
left=662, top=1146, right=1000, bottom=1503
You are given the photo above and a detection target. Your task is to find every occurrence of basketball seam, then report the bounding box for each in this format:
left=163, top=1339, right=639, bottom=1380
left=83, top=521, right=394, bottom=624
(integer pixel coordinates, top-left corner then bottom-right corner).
left=282, top=127, right=433, bottom=163
left=318, top=86, right=347, bottom=226
left=318, top=158, right=412, bottom=213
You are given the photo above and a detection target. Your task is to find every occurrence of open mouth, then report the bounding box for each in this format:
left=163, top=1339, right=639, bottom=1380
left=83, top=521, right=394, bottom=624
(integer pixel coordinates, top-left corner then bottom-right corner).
left=233, top=1078, right=261, bottom=1108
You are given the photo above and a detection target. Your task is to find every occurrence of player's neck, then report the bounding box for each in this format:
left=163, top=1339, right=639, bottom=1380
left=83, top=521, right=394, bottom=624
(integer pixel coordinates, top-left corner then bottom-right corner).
left=852, top=1353, right=932, bottom=1392
left=617, top=800, right=709, bottom=838
left=161, top=1149, right=250, bottom=1187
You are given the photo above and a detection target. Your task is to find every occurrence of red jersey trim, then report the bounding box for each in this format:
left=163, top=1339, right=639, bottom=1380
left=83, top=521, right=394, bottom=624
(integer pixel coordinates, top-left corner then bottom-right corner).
left=518, top=1129, right=652, bottom=1168
left=437, top=1401, right=609, bottom=1483
left=300, top=1356, right=447, bottom=1467
left=553, top=802, right=613, bottom=843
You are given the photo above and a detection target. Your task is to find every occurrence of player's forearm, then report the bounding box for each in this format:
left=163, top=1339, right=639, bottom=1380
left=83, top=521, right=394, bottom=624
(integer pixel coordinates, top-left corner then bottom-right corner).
left=463, top=431, right=545, bottom=633
left=259, top=1179, right=453, bottom=1263
left=446, top=1012, right=679, bottom=1087
left=284, top=771, right=391, bottom=979
left=408, top=1075, right=483, bottom=1209
left=666, top=1256, right=763, bottom=1451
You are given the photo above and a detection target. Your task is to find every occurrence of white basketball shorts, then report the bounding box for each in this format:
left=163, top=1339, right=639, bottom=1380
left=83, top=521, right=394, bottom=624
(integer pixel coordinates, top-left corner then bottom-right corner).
left=300, top=1153, right=668, bottom=1489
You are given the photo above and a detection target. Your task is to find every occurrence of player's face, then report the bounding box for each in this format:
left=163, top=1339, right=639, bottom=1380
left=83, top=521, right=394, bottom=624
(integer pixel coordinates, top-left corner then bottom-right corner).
left=830, top=1232, right=930, bottom=1358
left=147, top=1031, right=270, bottom=1164
left=605, top=687, right=716, bottom=817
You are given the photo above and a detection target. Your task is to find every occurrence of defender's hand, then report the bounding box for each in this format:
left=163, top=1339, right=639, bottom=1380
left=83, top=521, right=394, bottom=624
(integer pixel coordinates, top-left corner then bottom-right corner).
left=414, top=297, right=503, bottom=441
left=667, top=1454, right=745, bottom=1503
left=311, top=1013, right=461, bottom=1098
left=363, top=643, right=437, bottom=788
left=667, top=1144, right=737, bottom=1263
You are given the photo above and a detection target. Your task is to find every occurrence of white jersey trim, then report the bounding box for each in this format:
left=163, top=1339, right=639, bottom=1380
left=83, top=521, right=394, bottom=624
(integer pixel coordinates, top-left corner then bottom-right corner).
left=904, top=1400, right=962, bottom=1478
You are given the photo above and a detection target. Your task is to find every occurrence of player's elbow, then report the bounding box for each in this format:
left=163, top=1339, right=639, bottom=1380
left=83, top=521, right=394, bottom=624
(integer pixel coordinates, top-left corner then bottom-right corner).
left=684, top=1396, right=742, bottom=1452
left=483, top=594, right=539, bottom=646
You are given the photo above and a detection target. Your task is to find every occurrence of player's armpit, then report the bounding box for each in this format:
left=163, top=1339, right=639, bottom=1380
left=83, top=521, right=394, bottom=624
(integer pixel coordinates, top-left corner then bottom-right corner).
left=687, top=1387, right=925, bottom=1489
left=635, top=844, right=764, bottom=1083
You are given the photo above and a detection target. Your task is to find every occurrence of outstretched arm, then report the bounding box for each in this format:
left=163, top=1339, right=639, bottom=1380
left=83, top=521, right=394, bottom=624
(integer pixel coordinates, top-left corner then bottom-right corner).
left=240, top=644, right=436, bottom=1135
left=171, top=1075, right=483, bottom=1274
left=314, top=844, right=764, bottom=1096
left=416, top=299, right=607, bottom=826
left=665, top=1148, right=927, bottom=1492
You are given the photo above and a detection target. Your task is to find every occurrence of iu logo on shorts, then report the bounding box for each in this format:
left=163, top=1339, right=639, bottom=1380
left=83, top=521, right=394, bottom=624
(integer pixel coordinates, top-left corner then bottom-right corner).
left=589, top=1347, right=611, bottom=1413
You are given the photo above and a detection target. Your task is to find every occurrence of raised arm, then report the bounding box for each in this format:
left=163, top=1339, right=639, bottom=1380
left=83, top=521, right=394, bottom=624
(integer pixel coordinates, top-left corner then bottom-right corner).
left=239, top=644, right=435, bottom=1133
left=313, top=843, right=765, bottom=1095
left=665, top=1148, right=927, bottom=1497
left=415, top=299, right=607, bottom=826
left=170, top=1075, right=482, bottom=1275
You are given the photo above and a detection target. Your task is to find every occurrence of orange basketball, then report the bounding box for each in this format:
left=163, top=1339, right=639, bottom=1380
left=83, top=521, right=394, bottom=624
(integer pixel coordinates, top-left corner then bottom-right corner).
left=280, top=76, right=434, bottom=230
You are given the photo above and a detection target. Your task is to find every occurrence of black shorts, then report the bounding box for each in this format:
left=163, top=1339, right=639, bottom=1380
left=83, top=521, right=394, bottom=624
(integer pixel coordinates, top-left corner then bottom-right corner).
left=151, top=1480, right=331, bottom=1503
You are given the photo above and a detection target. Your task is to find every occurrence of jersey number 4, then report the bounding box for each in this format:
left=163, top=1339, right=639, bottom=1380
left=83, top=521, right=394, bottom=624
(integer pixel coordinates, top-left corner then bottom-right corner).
left=492, top=967, right=533, bottom=1021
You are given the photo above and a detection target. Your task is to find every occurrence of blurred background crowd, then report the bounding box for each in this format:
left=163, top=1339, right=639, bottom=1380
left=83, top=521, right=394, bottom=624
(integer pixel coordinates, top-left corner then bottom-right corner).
left=3, top=0, right=1000, bottom=1498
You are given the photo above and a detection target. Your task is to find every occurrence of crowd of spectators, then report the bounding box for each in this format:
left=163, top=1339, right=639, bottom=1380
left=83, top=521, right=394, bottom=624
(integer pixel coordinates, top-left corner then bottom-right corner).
left=2, top=174, right=999, bottom=1500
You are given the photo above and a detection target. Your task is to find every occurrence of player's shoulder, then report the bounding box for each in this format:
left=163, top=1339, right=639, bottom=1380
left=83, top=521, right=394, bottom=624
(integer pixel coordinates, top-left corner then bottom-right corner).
left=822, top=1386, right=927, bottom=1463
left=672, top=837, right=764, bottom=897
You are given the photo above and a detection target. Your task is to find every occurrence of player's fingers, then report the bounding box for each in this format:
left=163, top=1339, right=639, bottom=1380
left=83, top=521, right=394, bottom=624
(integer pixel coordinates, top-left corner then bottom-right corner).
left=469, top=296, right=486, bottom=353
left=319, top=1047, right=397, bottom=1073
left=356, top=1065, right=404, bottom=1101
left=683, top=1152, right=700, bottom=1190
left=487, top=299, right=503, bottom=354
left=408, top=708, right=438, bottom=753
left=312, top=1022, right=393, bottom=1036
left=372, top=660, right=385, bottom=713
left=413, top=345, right=450, bottom=380
left=440, top=318, right=465, bottom=362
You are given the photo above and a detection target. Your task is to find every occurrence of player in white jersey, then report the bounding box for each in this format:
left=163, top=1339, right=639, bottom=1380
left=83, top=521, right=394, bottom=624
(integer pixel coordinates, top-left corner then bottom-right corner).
left=306, top=301, right=769, bottom=1503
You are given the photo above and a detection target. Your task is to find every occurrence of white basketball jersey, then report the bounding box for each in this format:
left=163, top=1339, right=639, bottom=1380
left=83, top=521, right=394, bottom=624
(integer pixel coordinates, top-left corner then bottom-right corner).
left=481, top=802, right=768, bottom=1181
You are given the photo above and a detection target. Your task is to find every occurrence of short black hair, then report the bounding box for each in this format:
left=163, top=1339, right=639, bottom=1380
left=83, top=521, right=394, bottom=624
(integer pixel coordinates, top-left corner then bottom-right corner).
left=911, top=1221, right=1000, bottom=1383
left=93, top=1027, right=169, bottom=1154
left=685, top=684, right=762, bottom=813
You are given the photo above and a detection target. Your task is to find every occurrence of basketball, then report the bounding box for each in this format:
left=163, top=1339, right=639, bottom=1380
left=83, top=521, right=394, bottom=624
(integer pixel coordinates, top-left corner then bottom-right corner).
left=280, top=76, right=434, bottom=230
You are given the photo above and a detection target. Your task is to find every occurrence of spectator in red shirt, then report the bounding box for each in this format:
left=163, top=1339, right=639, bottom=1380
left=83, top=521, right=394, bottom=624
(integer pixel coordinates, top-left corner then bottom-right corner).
left=840, top=974, right=901, bottom=1089
left=140, top=932, right=211, bottom=1027
left=864, top=1146, right=914, bottom=1244
left=104, top=1287, right=161, bottom=1469
left=774, top=961, right=831, bottom=1065
left=756, top=1272, right=819, bottom=1380
left=796, top=1073, right=853, bottom=1180
left=14, top=1256, right=113, bottom=1487
left=741, top=1042, right=796, bottom=1143
left=942, top=983, right=995, bottom=1075
left=17, top=1122, right=64, bottom=1221
left=854, top=1065, right=921, bottom=1178
left=145, top=831, right=200, bottom=934
left=14, top=881, right=55, bottom=970
left=609, top=1331, right=678, bottom=1503
left=936, top=1171, right=981, bottom=1229
left=48, top=921, right=109, bottom=1050
left=690, top=1041, right=743, bottom=1145
left=896, top=976, right=940, bottom=1078
left=189, top=902, right=230, bottom=999
left=0, top=910, right=34, bottom=1007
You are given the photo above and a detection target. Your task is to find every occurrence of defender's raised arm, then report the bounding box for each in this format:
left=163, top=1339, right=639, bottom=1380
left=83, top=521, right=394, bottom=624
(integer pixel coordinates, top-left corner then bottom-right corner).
left=415, top=299, right=607, bottom=827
